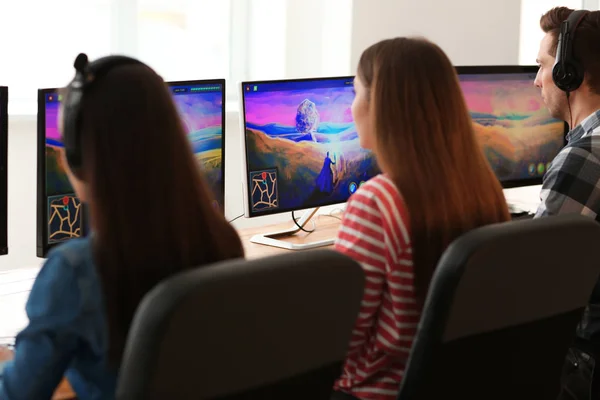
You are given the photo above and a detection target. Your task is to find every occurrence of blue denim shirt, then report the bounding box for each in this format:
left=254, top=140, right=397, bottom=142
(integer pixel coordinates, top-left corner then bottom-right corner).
left=0, top=237, right=117, bottom=399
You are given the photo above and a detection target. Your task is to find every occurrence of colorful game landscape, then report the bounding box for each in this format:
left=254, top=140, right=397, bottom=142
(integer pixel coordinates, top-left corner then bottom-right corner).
left=243, top=79, right=378, bottom=214
left=171, top=86, right=224, bottom=208
left=458, top=74, right=565, bottom=182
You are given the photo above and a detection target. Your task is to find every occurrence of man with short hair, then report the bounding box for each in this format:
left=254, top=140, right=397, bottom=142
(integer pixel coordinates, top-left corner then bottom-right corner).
left=534, top=6, right=600, bottom=399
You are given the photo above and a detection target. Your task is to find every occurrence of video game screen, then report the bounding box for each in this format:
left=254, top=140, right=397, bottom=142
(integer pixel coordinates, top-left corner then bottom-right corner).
left=457, top=69, right=566, bottom=186
left=169, top=80, right=225, bottom=210
left=37, top=81, right=225, bottom=257
left=242, top=77, right=379, bottom=217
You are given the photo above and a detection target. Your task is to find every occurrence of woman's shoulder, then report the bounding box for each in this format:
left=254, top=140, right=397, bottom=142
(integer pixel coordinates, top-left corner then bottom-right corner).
left=47, top=237, right=94, bottom=266
left=26, top=237, right=99, bottom=322
left=347, top=174, right=409, bottom=233
left=351, top=174, right=403, bottom=208
left=42, top=237, right=96, bottom=283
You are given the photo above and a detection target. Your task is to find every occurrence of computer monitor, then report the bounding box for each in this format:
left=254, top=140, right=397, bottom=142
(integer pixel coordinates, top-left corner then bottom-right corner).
left=456, top=66, right=568, bottom=188
left=36, top=80, right=226, bottom=257
left=0, top=87, right=7, bottom=256
left=240, top=77, right=379, bottom=249
left=167, top=79, right=226, bottom=211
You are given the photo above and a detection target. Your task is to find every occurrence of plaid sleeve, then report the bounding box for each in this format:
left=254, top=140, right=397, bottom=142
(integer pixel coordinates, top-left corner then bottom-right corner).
left=535, top=145, right=600, bottom=219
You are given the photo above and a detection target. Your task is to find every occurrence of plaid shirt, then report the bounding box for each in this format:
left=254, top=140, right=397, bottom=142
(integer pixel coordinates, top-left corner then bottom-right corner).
left=535, top=109, right=600, bottom=346
left=535, top=110, right=600, bottom=220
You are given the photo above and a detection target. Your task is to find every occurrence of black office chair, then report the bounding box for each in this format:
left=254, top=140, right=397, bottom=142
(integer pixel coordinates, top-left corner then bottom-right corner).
left=116, top=249, right=364, bottom=400
left=397, top=214, right=600, bottom=400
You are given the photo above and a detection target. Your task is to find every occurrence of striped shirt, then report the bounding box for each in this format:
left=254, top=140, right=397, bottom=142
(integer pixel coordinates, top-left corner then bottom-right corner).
left=333, top=174, right=418, bottom=400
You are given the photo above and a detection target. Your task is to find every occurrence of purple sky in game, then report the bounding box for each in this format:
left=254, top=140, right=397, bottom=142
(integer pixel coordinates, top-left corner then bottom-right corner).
left=45, top=101, right=60, bottom=142
left=459, top=79, right=543, bottom=115
left=172, top=91, right=222, bottom=133
left=45, top=91, right=222, bottom=142
left=244, top=87, right=355, bottom=126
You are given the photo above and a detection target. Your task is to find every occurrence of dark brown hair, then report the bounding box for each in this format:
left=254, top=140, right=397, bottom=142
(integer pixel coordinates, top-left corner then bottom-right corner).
left=65, top=63, right=244, bottom=364
left=541, top=7, right=600, bottom=94
left=357, top=37, right=510, bottom=304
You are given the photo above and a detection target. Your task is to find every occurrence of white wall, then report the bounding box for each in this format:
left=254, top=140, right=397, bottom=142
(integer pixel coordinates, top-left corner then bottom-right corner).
left=245, top=0, right=353, bottom=81
left=3, top=116, right=40, bottom=270
left=519, top=0, right=584, bottom=64
left=350, top=0, right=522, bottom=69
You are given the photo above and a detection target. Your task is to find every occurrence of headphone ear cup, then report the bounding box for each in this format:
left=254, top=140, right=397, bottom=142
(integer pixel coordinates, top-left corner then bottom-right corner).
left=552, top=63, right=567, bottom=90
left=569, top=59, right=585, bottom=91
left=553, top=61, right=584, bottom=92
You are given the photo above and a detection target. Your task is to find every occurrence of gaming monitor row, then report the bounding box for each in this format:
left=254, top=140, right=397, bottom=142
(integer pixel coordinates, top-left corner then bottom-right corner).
left=17, top=65, right=567, bottom=257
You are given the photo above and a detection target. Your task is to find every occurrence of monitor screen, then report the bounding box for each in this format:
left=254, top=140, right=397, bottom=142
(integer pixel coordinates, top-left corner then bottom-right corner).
left=168, top=80, right=225, bottom=210
left=241, top=77, right=379, bottom=217
left=456, top=66, right=567, bottom=187
left=37, top=80, right=226, bottom=257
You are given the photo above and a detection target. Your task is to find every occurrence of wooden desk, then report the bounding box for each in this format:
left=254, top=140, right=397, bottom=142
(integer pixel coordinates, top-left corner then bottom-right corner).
left=238, top=214, right=341, bottom=259
left=53, top=380, right=75, bottom=400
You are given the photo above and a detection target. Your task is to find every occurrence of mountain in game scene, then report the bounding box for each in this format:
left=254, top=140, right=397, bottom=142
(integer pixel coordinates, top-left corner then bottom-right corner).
left=471, top=108, right=564, bottom=180
left=295, top=99, right=320, bottom=141
left=188, top=125, right=222, bottom=154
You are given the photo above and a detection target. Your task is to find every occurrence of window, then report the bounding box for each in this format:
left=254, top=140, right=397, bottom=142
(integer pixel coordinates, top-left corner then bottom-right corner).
left=136, top=0, right=231, bottom=85
left=244, top=0, right=353, bottom=80
left=519, top=0, right=583, bottom=64
left=0, top=0, right=353, bottom=114
left=0, top=0, right=113, bottom=114
left=0, top=0, right=231, bottom=114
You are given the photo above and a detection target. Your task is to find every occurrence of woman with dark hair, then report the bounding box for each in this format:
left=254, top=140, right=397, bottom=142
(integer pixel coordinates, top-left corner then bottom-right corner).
left=0, top=54, right=244, bottom=399
left=331, top=37, right=510, bottom=400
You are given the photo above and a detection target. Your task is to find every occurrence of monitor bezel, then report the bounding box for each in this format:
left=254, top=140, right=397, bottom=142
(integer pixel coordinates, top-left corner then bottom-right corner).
left=0, top=87, right=8, bottom=255
left=166, top=78, right=227, bottom=212
left=455, top=65, right=569, bottom=189
left=240, top=75, right=358, bottom=218
left=36, top=89, right=49, bottom=257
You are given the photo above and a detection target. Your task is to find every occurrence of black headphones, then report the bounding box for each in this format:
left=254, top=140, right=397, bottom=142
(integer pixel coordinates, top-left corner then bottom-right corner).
left=62, top=53, right=143, bottom=175
left=552, top=10, right=589, bottom=93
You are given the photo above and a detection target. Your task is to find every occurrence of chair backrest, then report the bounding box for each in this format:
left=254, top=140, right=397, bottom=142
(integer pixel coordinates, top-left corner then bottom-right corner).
left=398, top=214, right=600, bottom=400
left=116, top=249, right=364, bottom=400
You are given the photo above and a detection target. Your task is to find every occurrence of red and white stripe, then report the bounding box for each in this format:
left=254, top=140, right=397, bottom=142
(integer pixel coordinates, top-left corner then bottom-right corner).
left=334, top=174, right=418, bottom=400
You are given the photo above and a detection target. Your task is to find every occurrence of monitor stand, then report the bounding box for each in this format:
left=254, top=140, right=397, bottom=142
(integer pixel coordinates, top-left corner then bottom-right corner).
left=249, top=208, right=335, bottom=250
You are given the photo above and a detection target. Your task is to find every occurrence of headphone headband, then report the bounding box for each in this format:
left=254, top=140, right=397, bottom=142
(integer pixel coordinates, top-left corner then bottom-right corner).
left=552, top=9, right=588, bottom=93
left=62, top=53, right=143, bottom=175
